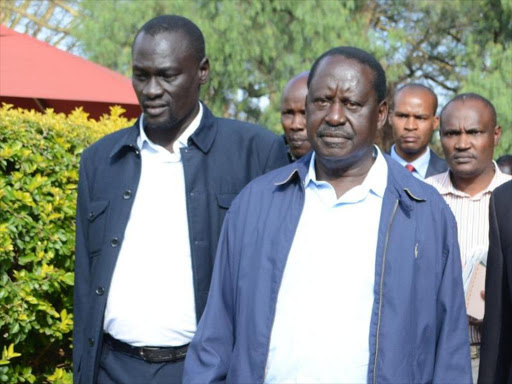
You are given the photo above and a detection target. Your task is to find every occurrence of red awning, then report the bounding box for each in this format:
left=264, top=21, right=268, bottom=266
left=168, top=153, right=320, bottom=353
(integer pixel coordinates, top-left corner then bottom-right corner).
left=0, top=25, right=141, bottom=119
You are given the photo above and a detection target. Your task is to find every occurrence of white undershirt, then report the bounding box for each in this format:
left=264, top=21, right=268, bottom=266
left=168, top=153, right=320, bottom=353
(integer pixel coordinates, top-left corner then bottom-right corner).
left=265, top=147, right=388, bottom=383
left=103, top=103, right=203, bottom=347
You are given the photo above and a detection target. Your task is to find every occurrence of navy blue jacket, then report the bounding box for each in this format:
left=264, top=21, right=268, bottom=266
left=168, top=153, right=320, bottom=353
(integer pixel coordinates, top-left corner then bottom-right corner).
left=426, top=150, right=448, bottom=178
left=184, top=153, right=472, bottom=383
left=73, top=104, right=289, bottom=383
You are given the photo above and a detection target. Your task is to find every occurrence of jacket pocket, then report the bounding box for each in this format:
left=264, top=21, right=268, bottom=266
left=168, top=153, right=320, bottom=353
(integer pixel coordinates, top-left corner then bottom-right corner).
left=216, top=193, right=237, bottom=209
left=87, top=200, right=109, bottom=256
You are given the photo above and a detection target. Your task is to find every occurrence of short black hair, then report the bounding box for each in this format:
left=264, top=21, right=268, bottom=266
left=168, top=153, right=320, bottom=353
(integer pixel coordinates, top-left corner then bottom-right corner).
left=307, top=46, right=386, bottom=103
left=394, top=83, right=438, bottom=114
left=133, top=15, right=205, bottom=62
left=440, top=93, right=497, bottom=129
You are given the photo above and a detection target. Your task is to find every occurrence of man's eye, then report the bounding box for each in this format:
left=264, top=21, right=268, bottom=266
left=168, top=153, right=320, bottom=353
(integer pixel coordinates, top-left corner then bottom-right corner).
left=133, top=74, right=147, bottom=81
left=345, top=101, right=359, bottom=109
left=315, top=99, right=329, bottom=107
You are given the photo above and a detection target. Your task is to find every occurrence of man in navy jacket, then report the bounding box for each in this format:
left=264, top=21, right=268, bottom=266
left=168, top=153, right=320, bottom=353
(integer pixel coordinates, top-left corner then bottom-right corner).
left=73, top=15, right=288, bottom=384
left=184, top=47, right=471, bottom=383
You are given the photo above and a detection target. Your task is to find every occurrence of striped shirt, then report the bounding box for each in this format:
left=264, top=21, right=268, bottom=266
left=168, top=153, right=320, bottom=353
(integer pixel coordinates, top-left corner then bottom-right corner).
left=426, top=162, right=512, bottom=343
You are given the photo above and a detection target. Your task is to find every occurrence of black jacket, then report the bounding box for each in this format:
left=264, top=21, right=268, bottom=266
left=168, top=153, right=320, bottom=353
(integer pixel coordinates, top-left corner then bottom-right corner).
left=479, top=180, right=512, bottom=383
left=73, top=104, right=289, bottom=383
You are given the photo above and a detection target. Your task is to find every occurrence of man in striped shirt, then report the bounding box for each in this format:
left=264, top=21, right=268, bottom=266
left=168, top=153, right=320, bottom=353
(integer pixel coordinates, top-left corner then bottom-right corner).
left=426, top=93, right=511, bottom=378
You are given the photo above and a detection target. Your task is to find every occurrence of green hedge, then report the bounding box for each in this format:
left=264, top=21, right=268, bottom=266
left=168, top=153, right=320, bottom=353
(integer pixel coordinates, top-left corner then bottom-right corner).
left=0, top=105, right=133, bottom=383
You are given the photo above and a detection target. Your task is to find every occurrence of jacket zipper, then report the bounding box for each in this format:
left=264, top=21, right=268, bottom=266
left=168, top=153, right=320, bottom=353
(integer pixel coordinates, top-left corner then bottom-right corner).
left=372, top=199, right=399, bottom=384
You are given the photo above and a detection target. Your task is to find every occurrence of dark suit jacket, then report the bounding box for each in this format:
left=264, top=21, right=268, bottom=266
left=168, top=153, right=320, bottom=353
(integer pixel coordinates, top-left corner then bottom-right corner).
left=479, top=180, right=512, bottom=383
left=73, top=104, right=289, bottom=383
left=388, top=146, right=447, bottom=178
left=425, top=149, right=448, bottom=178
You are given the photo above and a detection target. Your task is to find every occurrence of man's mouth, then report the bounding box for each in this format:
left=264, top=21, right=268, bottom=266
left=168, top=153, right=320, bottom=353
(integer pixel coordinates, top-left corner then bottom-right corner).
left=144, top=104, right=167, bottom=116
left=288, top=136, right=308, bottom=147
left=401, top=135, right=419, bottom=143
left=453, top=154, right=476, bottom=164
left=319, top=134, right=351, bottom=145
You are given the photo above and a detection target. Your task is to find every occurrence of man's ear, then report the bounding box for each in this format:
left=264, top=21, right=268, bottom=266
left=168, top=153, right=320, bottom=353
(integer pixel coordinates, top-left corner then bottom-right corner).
left=198, top=57, right=210, bottom=85
left=387, top=108, right=394, bottom=126
left=377, top=99, right=388, bottom=131
left=433, top=115, right=440, bottom=131
left=494, top=125, right=502, bottom=146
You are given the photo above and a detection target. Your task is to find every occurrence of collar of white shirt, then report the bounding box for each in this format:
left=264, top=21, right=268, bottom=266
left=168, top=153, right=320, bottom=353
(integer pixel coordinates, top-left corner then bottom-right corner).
left=390, top=144, right=430, bottom=179
left=305, top=146, right=387, bottom=204
left=136, top=102, right=203, bottom=160
left=431, top=161, right=511, bottom=200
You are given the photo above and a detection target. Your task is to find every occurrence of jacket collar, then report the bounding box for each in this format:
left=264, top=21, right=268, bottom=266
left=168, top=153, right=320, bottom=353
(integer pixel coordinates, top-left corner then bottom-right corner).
left=274, top=152, right=312, bottom=186
left=188, top=102, right=217, bottom=153
left=274, top=151, right=427, bottom=210
left=108, top=102, right=217, bottom=159
left=109, top=117, right=140, bottom=158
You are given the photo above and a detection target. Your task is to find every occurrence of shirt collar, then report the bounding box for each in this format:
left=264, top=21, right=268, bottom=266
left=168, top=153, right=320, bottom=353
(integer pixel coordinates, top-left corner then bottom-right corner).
left=305, top=145, right=388, bottom=199
left=435, top=161, right=507, bottom=199
left=390, top=145, right=431, bottom=179
left=137, top=102, right=203, bottom=152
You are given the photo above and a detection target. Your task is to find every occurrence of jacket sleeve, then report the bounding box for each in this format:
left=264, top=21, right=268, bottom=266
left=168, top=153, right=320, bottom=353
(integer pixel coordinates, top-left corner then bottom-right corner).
left=73, top=154, right=91, bottom=381
left=262, top=134, right=290, bottom=173
left=183, top=208, right=238, bottom=383
left=432, top=205, right=472, bottom=383
left=479, top=194, right=512, bottom=383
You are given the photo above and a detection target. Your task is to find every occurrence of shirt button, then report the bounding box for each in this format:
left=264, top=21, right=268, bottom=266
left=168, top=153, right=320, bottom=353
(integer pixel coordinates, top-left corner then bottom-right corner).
left=88, top=212, right=94, bottom=219
left=134, top=149, right=140, bottom=155
left=123, top=190, right=132, bottom=199
left=88, top=337, right=95, bottom=346
left=190, top=192, right=195, bottom=196
left=110, top=238, right=120, bottom=247
left=95, top=287, right=105, bottom=296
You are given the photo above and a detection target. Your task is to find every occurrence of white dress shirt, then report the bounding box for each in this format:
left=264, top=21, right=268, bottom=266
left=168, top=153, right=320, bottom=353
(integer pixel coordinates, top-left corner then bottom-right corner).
left=103, top=103, right=203, bottom=347
left=390, top=144, right=430, bottom=179
left=265, top=147, right=388, bottom=383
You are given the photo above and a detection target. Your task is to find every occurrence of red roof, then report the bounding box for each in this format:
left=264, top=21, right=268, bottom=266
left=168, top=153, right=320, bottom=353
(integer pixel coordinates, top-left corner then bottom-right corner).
left=0, top=25, right=140, bottom=119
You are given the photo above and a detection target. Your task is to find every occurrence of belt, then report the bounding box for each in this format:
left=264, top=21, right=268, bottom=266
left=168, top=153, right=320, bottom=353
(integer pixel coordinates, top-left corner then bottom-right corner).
left=103, top=334, right=188, bottom=363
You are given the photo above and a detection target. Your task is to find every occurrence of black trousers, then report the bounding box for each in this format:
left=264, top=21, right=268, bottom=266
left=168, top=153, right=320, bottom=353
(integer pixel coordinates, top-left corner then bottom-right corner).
left=97, top=339, right=185, bottom=384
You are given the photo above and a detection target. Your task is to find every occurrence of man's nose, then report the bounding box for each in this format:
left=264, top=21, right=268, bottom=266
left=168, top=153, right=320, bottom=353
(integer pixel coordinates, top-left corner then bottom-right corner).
left=290, top=114, right=306, bottom=131
left=143, top=77, right=163, bottom=98
left=325, top=102, right=346, bottom=126
left=454, top=132, right=470, bottom=150
left=404, top=116, right=418, bottom=130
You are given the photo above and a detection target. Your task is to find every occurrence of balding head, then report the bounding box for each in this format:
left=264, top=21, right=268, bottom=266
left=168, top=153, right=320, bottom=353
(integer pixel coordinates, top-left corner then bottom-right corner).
left=439, top=93, right=501, bottom=194
left=281, top=72, right=311, bottom=159
left=389, top=84, right=439, bottom=162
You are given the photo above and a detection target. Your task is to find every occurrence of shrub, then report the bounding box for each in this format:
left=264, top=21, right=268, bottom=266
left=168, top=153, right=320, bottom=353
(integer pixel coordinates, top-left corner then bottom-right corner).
left=0, top=105, right=134, bottom=383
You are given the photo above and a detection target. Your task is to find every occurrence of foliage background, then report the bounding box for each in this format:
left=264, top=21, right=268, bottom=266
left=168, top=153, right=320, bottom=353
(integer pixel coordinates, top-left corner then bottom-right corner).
left=1, top=0, right=511, bottom=154
left=0, top=0, right=511, bottom=382
left=0, top=106, right=133, bottom=383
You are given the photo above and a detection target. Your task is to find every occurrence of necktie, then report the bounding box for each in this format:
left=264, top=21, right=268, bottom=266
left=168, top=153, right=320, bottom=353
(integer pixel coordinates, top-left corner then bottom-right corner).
left=405, top=164, right=415, bottom=173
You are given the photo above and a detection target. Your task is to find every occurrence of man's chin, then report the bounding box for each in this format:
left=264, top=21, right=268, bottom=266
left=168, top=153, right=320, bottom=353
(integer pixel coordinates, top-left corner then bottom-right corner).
left=400, top=144, right=424, bottom=156
left=450, top=164, right=481, bottom=179
left=144, top=118, right=179, bottom=132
